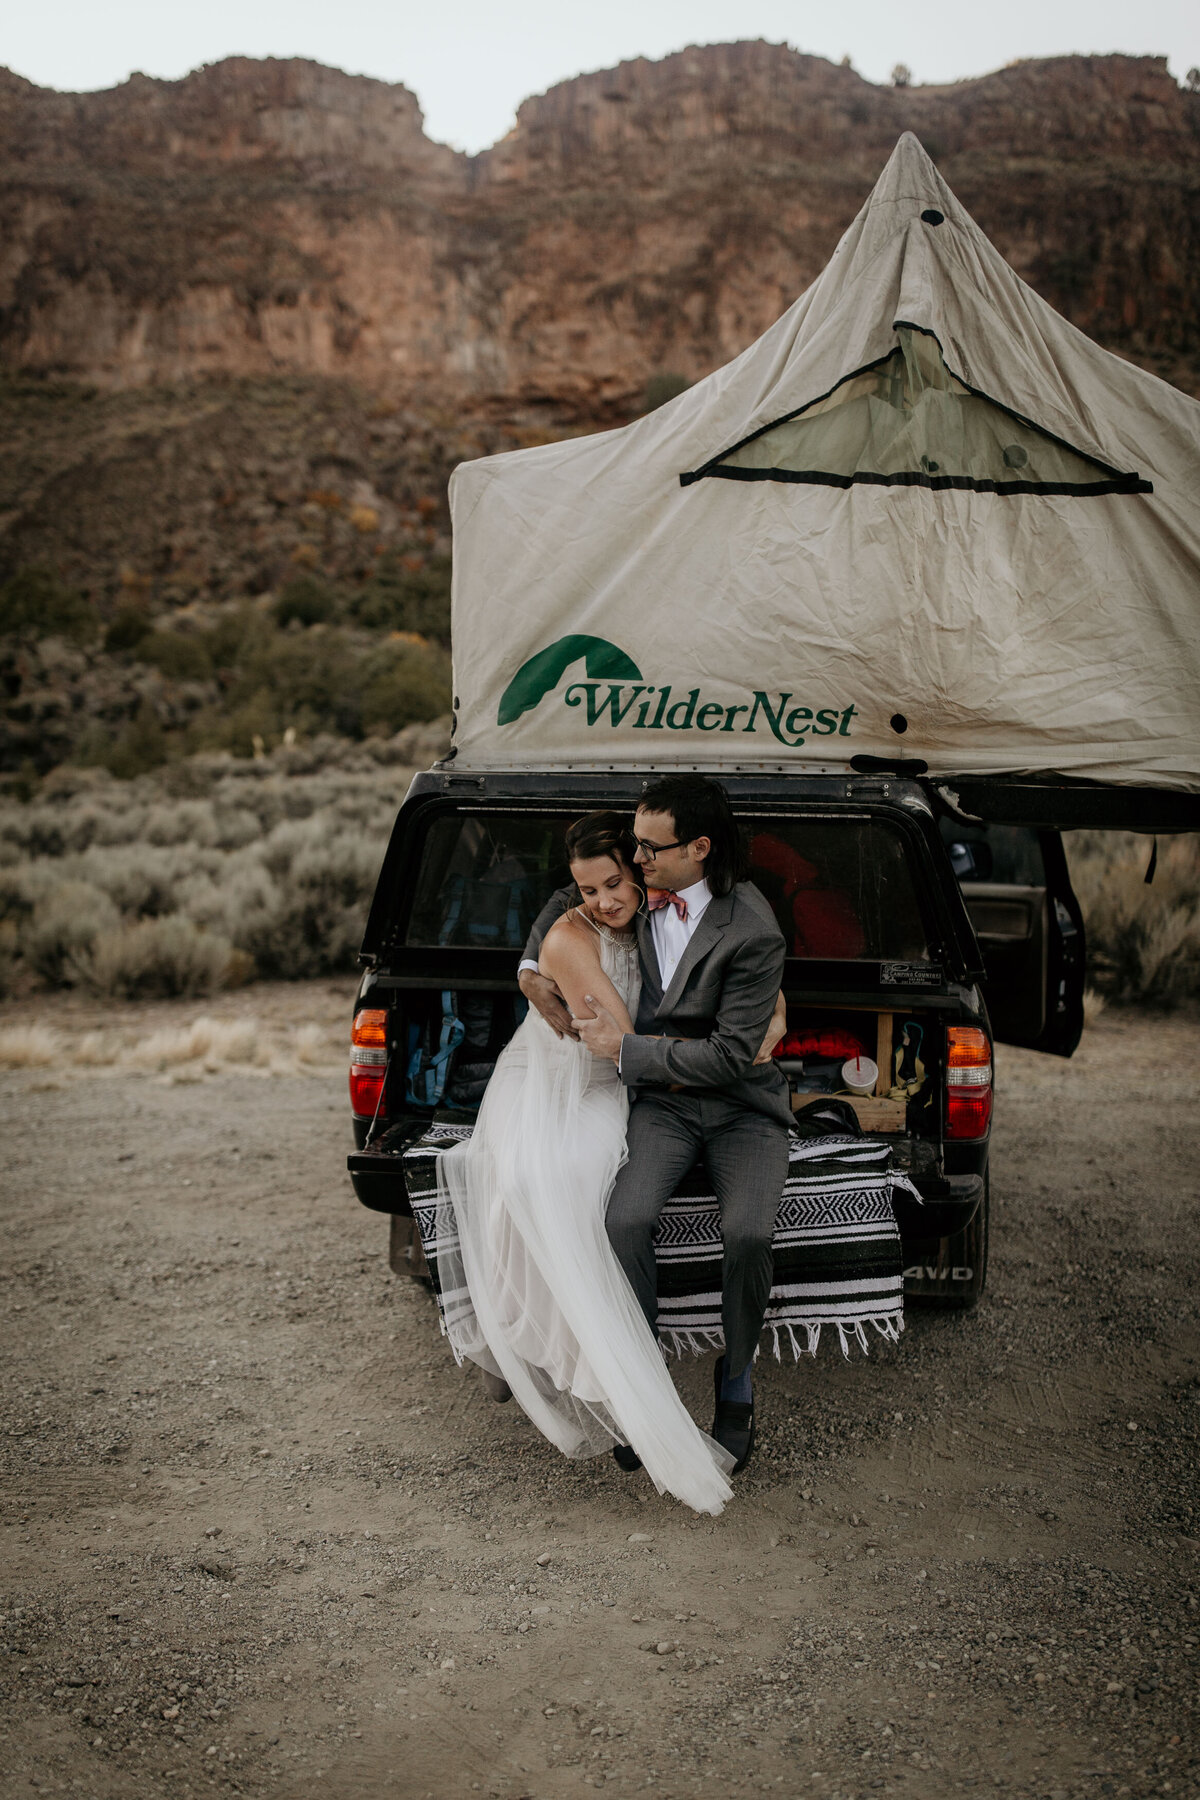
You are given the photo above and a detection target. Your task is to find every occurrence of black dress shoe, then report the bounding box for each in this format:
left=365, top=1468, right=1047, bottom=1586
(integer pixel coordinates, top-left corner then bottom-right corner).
left=612, top=1443, right=642, bottom=1472
left=712, top=1355, right=756, bottom=1473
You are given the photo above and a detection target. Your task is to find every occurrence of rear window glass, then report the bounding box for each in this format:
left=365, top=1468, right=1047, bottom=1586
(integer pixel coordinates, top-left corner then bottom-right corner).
left=406, top=810, right=930, bottom=960
left=406, top=814, right=571, bottom=948
left=748, top=822, right=928, bottom=960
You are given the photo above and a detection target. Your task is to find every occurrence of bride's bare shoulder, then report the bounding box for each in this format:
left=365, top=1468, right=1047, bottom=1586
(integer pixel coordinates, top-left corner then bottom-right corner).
left=541, top=910, right=601, bottom=972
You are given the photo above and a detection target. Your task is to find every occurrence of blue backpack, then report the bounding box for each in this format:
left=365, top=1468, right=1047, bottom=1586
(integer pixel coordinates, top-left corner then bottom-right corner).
left=405, top=992, right=465, bottom=1108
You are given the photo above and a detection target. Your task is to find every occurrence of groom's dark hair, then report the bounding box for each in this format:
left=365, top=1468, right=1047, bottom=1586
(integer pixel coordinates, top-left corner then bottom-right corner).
left=638, top=774, right=747, bottom=898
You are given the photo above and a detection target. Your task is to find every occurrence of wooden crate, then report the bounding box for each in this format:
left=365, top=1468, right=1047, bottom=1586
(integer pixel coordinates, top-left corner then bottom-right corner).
left=791, top=1092, right=906, bottom=1134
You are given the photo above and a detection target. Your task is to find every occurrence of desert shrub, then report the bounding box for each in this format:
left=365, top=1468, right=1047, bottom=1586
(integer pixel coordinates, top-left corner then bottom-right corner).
left=261, top=632, right=362, bottom=734
left=0, top=867, right=36, bottom=925
left=228, top=824, right=381, bottom=978
left=73, top=843, right=219, bottom=919
left=77, top=916, right=238, bottom=999
left=95, top=703, right=170, bottom=780
left=190, top=621, right=364, bottom=748
left=257, top=818, right=324, bottom=882
left=360, top=640, right=452, bottom=734
left=0, top=567, right=92, bottom=639
left=88, top=799, right=150, bottom=846
left=204, top=604, right=259, bottom=670
left=134, top=629, right=214, bottom=682
left=0, top=744, right=414, bottom=989
left=231, top=884, right=360, bottom=979
left=21, top=879, right=120, bottom=985
left=190, top=694, right=277, bottom=760
left=210, top=806, right=263, bottom=851
left=175, top=609, right=451, bottom=751
left=0, top=919, right=16, bottom=997
left=349, top=553, right=452, bottom=639
left=183, top=860, right=277, bottom=939
left=1067, top=831, right=1200, bottom=1005
left=43, top=805, right=102, bottom=854
left=0, top=807, right=69, bottom=859
left=104, top=608, right=152, bottom=653
left=140, top=800, right=219, bottom=848
left=275, top=574, right=341, bottom=628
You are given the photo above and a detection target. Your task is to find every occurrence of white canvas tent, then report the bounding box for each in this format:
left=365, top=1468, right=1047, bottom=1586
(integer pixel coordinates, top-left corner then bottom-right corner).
left=448, top=134, right=1200, bottom=799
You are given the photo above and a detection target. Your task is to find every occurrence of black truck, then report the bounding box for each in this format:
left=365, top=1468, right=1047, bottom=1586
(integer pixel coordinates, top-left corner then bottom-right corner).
left=346, top=764, right=1091, bottom=1309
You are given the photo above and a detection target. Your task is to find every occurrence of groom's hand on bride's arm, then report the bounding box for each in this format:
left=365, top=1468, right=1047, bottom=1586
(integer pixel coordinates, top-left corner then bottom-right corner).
left=518, top=967, right=580, bottom=1039
left=574, top=998, right=624, bottom=1063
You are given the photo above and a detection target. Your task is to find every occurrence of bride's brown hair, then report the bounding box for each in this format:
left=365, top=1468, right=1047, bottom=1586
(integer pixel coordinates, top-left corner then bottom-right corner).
left=564, top=811, right=643, bottom=889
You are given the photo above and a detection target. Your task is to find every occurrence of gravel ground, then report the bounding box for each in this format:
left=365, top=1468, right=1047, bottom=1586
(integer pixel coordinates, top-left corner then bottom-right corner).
left=1, top=988, right=1197, bottom=1800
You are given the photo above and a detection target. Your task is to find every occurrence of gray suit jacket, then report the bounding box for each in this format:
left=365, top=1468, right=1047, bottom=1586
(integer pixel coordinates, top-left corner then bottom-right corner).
left=522, top=881, right=792, bottom=1129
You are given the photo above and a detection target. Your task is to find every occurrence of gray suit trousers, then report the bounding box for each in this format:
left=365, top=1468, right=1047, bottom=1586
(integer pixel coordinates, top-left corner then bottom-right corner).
left=606, top=1091, right=791, bottom=1377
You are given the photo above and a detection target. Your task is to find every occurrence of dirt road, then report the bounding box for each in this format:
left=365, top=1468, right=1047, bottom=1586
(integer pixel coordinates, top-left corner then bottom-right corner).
left=2, top=990, right=1197, bottom=1800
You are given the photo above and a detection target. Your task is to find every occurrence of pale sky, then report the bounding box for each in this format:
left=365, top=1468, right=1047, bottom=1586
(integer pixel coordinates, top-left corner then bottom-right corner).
left=5, top=0, right=1198, bottom=153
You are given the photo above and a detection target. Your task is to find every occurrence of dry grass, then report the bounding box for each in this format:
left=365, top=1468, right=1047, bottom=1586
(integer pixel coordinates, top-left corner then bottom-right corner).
left=0, top=1013, right=341, bottom=1077
left=124, top=1017, right=263, bottom=1070
left=0, top=1023, right=60, bottom=1066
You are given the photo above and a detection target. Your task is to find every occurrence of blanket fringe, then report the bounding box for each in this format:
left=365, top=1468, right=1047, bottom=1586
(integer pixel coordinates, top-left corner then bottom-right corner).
left=446, top=1310, right=904, bottom=1371
left=439, top=1282, right=903, bottom=1370
left=662, top=1312, right=908, bottom=1363
left=660, top=1326, right=726, bottom=1358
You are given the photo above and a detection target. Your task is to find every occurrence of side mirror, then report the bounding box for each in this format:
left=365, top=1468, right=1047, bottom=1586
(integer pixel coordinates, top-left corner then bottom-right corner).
left=948, top=840, right=994, bottom=882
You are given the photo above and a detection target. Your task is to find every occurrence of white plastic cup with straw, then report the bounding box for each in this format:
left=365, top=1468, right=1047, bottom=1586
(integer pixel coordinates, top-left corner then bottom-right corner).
left=841, top=1055, right=877, bottom=1097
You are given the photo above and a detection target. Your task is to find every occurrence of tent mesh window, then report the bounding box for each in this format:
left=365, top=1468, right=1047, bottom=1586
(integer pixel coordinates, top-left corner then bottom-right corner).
left=682, top=328, right=1152, bottom=496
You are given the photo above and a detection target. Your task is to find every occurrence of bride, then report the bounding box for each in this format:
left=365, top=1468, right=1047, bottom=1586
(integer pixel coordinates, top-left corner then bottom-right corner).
left=436, top=810, right=736, bottom=1515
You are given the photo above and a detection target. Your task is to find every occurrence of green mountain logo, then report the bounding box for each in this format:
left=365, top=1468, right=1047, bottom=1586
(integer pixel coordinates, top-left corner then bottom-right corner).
left=497, top=634, right=643, bottom=725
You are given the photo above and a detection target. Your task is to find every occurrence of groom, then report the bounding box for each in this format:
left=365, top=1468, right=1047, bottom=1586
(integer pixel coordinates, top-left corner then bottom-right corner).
left=518, top=774, right=791, bottom=1473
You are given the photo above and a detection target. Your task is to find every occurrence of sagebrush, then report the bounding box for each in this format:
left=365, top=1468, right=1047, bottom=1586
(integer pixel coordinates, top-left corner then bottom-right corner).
left=0, top=724, right=446, bottom=995
left=1066, top=831, right=1200, bottom=1006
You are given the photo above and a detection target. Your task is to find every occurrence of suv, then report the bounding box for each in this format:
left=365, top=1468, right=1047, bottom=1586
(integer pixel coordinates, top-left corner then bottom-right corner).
left=346, top=766, right=1085, bottom=1310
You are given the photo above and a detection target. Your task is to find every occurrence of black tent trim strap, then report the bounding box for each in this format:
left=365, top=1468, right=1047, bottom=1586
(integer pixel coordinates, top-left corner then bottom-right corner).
left=692, top=466, right=1150, bottom=497
left=929, top=778, right=1200, bottom=833
left=678, top=321, right=1153, bottom=496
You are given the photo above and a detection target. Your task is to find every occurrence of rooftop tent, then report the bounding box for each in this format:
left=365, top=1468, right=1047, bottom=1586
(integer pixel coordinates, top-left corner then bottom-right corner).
left=447, top=134, right=1200, bottom=819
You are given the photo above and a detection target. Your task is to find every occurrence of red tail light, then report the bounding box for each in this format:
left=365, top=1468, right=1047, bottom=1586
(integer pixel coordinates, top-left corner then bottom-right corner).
left=350, top=1008, right=389, bottom=1120
left=945, top=1025, right=992, bottom=1139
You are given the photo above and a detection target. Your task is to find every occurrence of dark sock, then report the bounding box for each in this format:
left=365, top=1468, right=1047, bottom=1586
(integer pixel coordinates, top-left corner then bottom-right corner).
left=719, top=1359, right=752, bottom=1404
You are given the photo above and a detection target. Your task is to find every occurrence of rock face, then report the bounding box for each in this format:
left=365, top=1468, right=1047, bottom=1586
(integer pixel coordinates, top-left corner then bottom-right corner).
left=2, top=45, right=1198, bottom=410
left=1, top=46, right=1198, bottom=773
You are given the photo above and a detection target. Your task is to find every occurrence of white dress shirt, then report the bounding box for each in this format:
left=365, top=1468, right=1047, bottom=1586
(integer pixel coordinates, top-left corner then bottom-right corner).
left=647, top=876, right=713, bottom=991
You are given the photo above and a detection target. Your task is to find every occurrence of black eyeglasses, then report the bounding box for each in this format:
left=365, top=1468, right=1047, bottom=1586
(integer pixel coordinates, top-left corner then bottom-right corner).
left=634, top=837, right=685, bottom=856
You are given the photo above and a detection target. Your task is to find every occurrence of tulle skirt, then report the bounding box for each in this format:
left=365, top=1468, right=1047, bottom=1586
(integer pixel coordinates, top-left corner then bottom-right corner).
left=436, top=1011, right=734, bottom=1515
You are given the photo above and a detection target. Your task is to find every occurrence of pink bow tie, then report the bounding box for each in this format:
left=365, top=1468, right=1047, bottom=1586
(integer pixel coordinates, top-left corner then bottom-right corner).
left=647, top=888, right=688, bottom=922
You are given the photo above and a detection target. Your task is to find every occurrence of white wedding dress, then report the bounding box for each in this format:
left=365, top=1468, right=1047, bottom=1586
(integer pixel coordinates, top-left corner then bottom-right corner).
left=436, top=917, right=734, bottom=1515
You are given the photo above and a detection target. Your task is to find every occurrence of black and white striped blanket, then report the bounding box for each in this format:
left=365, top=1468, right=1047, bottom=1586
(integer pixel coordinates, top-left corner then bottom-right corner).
left=402, top=1124, right=914, bottom=1362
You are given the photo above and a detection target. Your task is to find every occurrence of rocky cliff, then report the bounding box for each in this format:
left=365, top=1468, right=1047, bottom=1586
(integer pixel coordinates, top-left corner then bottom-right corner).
left=2, top=45, right=1198, bottom=410
left=1, top=45, right=1198, bottom=773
